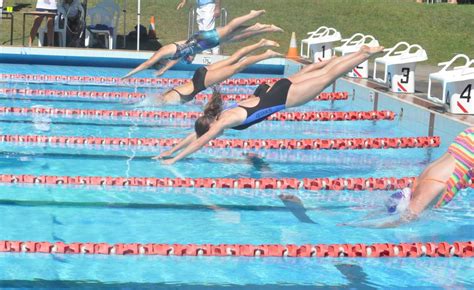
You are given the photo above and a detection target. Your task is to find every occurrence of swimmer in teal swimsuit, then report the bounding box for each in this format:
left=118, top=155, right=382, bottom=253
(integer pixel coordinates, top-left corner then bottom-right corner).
left=122, top=10, right=283, bottom=79
left=154, top=45, right=385, bottom=164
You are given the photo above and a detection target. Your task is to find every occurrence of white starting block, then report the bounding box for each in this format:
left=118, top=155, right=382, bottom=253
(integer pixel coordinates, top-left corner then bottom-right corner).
left=373, top=42, right=428, bottom=93
left=428, top=54, right=474, bottom=115
left=300, top=26, right=341, bottom=63
left=334, top=33, right=379, bottom=79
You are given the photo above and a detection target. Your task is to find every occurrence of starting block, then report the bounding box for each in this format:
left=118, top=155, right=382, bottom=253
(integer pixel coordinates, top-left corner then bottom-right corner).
left=428, top=54, right=474, bottom=115
left=300, top=26, right=341, bottom=63
left=334, top=33, right=379, bottom=79
left=373, top=42, right=428, bottom=93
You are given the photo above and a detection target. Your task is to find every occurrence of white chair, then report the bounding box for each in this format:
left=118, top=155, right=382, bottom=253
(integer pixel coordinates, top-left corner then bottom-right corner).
left=85, top=0, right=120, bottom=49
left=428, top=54, right=474, bottom=105
left=300, top=26, right=341, bottom=59
left=373, top=42, right=428, bottom=93
left=38, top=6, right=67, bottom=47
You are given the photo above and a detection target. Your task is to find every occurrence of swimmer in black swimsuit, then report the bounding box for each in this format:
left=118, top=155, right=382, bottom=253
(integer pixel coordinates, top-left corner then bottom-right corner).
left=155, top=45, right=385, bottom=164
left=134, top=39, right=280, bottom=106
left=122, top=10, right=283, bottom=79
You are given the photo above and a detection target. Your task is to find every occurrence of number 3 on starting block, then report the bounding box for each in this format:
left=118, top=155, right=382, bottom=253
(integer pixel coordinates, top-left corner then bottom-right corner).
left=450, top=84, right=473, bottom=114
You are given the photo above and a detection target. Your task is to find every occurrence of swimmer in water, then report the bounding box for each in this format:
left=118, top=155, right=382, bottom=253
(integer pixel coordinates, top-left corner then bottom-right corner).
left=122, top=10, right=283, bottom=79
left=134, top=39, right=280, bottom=107
left=375, top=127, right=473, bottom=227
left=154, top=45, right=385, bottom=164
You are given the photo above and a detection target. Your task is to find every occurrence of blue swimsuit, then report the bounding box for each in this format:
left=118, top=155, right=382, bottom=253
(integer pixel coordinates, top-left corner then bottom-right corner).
left=226, top=79, right=292, bottom=130
left=171, top=29, right=220, bottom=60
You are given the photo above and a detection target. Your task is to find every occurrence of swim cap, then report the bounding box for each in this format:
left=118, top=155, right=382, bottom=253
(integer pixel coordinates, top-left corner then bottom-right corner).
left=385, top=187, right=412, bottom=214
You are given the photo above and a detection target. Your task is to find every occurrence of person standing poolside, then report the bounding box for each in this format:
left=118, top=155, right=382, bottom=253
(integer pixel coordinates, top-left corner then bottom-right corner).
left=122, top=10, right=283, bottom=79
left=177, top=0, right=221, bottom=54
left=29, top=0, right=58, bottom=47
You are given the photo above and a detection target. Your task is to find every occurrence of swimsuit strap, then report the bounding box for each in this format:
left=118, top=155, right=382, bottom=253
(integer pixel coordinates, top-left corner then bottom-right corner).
left=418, top=178, right=447, bottom=186
left=411, top=178, right=446, bottom=191
left=170, top=88, right=184, bottom=97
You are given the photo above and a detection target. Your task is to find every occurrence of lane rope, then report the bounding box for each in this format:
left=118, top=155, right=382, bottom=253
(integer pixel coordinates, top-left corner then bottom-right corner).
left=0, top=240, right=472, bottom=257
left=0, top=135, right=441, bottom=150
left=0, top=73, right=278, bottom=87
left=0, top=174, right=420, bottom=190
left=0, top=107, right=395, bottom=122
left=0, top=88, right=349, bottom=102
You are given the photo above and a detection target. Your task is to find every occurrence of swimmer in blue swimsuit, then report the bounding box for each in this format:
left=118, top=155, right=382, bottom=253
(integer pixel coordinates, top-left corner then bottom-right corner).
left=122, top=10, right=283, bottom=79
left=134, top=39, right=280, bottom=106
left=155, top=45, right=385, bottom=164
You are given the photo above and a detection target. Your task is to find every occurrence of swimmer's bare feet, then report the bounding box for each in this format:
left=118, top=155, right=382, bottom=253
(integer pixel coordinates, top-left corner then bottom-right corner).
left=265, top=49, right=284, bottom=58
left=250, top=10, right=266, bottom=17
left=155, top=67, right=167, bottom=77
left=252, top=22, right=265, bottom=30
left=259, top=39, right=280, bottom=48
left=270, top=24, right=284, bottom=33
left=360, top=45, right=384, bottom=56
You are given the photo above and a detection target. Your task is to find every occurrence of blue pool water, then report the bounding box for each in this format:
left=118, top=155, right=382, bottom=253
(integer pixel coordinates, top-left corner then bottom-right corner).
left=0, top=63, right=472, bottom=288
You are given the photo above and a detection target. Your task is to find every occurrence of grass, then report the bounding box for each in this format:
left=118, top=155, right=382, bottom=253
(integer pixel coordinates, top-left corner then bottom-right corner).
left=1, top=0, right=473, bottom=64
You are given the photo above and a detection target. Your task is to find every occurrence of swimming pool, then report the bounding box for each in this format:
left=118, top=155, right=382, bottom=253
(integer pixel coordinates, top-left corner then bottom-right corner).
left=0, top=60, right=472, bottom=288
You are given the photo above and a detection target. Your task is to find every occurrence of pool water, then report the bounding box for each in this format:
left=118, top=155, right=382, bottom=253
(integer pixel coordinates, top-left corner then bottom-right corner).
left=0, top=63, right=472, bottom=288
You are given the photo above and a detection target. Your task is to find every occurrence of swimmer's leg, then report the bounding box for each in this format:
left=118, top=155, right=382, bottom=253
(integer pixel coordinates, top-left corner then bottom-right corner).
left=216, top=10, right=266, bottom=41
left=286, top=46, right=384, bottom=108
left=225, top=24, right=284, bottom=43
left=292, top=58, right=335, bottom=78
left=290, top=52, right=370, bottom=83
left=204, top=50, right=284, bottom=87
left=206, top=39, right=279, bottom=71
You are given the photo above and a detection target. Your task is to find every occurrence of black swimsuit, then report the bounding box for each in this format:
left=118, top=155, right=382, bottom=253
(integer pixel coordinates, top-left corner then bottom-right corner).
left=253, top=83, right=270, bottom=97
left=172, top=67, right=208, bottom=103
left=230, top=78, right=292, bottom=130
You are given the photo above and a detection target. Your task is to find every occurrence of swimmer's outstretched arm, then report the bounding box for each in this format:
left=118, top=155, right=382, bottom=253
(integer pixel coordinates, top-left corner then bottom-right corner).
left=153, top=132, right=197, bottom=160
left=161, top=122, right=228, bottom=165
left=122, top=42, right=184, bottom=79
left=155, top=58, right=181, bottom=77
left=371, top=211, right=418, bottom=228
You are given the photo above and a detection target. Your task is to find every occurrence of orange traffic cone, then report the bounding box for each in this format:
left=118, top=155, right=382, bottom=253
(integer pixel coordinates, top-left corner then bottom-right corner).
left=148, top=16, right=157, bottom=39
left=286, top=32, right=298, bottom=59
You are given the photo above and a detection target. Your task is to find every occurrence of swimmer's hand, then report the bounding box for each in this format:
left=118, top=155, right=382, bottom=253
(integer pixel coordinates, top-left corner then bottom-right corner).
left=176, top=0, right=186, bottom=10
left=155, top=68, right=167, bottom=77
left=152, top=150, right=173, bottom=160
left=161, top=158, right=176, bottom=165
